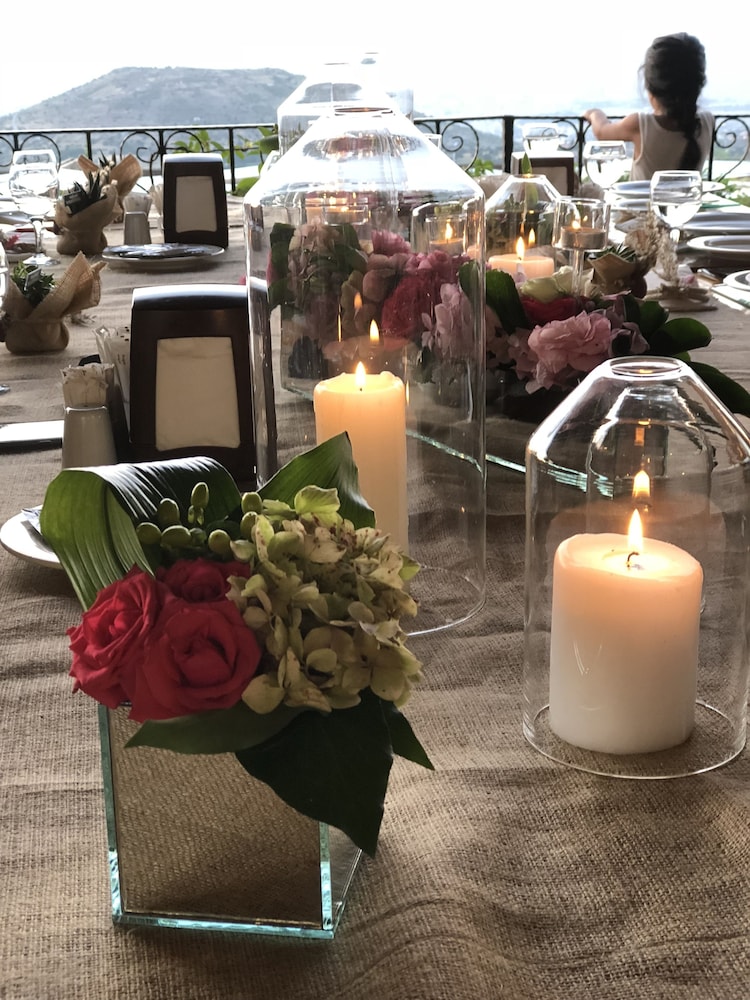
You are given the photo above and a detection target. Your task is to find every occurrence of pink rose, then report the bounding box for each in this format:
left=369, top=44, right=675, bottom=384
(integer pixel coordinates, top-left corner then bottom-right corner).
left=522, top=295, right=579, bottom=326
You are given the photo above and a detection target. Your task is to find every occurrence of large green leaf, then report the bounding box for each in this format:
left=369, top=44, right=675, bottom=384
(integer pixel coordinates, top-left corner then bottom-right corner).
left=260, top=433, right=375, bottom=529
left=127, top=701, right=305, bottom=754
left=40, top=457, right=240, bottom=609
left=648, top=316, right=711, bottom=356
left=685, top=360, right=750, bottom=418
left=486, top=268, right=528, bottom=333
left=235, top=688, right=395, bottom=857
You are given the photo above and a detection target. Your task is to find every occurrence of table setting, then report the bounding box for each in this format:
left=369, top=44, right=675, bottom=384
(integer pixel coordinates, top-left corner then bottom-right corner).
left=2, top=118, right=750, bottom=999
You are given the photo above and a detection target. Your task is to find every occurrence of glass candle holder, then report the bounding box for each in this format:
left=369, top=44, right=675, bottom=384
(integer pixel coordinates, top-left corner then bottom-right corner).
left=485, top=173, right=560, bottom=259
left=523, top=357, right=750, bottom=778
left=552, top=196, right=610, bottom=295
left=245, top=108, right=486, bottom=634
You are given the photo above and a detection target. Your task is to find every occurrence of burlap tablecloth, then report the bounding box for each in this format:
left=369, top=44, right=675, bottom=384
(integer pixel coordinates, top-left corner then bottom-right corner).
left=1, top=211, right=749, bottom=999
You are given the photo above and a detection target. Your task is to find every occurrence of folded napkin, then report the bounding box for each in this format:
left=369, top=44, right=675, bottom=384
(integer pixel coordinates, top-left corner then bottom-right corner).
left=61, top=361, right=113, bottom=407
left=1, top=252, right=106, bottom=353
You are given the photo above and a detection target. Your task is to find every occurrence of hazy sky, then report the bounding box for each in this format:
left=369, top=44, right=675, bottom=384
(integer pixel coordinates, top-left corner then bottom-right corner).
left=1, top=3, right=745, bottom=117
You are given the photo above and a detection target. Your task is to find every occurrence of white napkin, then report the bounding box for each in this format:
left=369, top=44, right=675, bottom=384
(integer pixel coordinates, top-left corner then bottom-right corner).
left=95, top=326, right=131, bottom=405
left=61, top=362, right=113, bottom=407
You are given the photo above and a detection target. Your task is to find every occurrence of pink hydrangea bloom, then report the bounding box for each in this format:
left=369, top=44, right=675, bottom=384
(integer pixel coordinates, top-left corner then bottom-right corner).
left=423, top=283, right=474, bottom=359
left=528, top=310, right=613, bottom=390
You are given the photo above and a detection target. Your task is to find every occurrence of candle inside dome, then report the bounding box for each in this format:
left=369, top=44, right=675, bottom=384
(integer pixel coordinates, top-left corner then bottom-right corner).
left=548, top=496, right=702, bottom=756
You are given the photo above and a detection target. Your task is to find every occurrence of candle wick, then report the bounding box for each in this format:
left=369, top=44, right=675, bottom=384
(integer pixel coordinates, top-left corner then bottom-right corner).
left=626, top=551, right=640, bottom=569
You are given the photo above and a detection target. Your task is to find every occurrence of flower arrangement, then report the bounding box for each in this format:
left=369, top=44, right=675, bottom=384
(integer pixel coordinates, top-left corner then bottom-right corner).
left=485, top=266, right=750, bottom=417
left=40, top=436, right=432, bottom=857
left=266, top=220, right=480, bottom=384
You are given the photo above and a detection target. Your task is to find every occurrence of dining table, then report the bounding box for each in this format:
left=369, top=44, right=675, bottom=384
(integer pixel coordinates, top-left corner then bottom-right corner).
left=1, top=198, right=750, bottom=1000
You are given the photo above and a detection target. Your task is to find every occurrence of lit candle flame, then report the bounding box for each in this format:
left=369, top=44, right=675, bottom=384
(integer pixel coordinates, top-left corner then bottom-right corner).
left=354, top=291, right=362, bottom=311
left=515, top=236, right=526, bottom=260
left=355, top=361, right=366, bottom=389
left=528, top=228, right=536, bottom=248
left=632, top=470, right=650, bottom=501
left=369, top=319, right=380, bottom=345
left=337, top=312, right=342, bottom=343
left=445, top=221, right=454, bottom=241
left=628, top=509, right=644, bottom=553
left=571, top=218, right=581, bottom=231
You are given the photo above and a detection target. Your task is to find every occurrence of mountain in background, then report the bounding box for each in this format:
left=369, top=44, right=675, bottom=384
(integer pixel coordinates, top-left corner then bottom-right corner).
left=0, top=67, right=305, bottom=130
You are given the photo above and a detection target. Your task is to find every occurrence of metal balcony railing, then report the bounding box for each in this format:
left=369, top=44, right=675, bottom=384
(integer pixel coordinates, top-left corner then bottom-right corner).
left=1, top=113, right=748, bottom=190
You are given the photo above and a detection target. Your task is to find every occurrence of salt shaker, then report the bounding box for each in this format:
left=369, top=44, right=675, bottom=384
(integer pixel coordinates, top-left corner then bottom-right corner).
left=61, top=405, right=117, bottom=469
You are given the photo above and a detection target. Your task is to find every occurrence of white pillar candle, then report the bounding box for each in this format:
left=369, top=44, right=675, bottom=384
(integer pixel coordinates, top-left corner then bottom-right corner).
left=548, top=518, right=703, bottom=755
left=313, top=365, right=408, bottom=549
left=488, top=236, right=554, bottom=280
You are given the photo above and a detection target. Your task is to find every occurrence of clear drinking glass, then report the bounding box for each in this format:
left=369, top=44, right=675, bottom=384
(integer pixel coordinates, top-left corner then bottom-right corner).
left=649, top=169, right=702, bottom=246
left=583, top=141, right=630, bottom=189
left=7, top=149, right=59, bottom=266
left=552, top=196, right=610, bottom=295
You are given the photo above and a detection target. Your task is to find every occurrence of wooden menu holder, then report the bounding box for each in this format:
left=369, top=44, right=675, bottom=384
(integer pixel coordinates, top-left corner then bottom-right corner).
left=162, top=153, right=229, bottom=248
left=128, top=284, right=255, bottom=486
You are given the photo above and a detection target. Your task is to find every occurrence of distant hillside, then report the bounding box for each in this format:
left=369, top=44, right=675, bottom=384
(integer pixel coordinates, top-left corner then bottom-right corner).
left=0, top=66, right=304, bottom=130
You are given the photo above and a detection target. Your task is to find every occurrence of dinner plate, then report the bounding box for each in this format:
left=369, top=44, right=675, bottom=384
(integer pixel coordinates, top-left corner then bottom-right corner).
left=612, top=179, right=723, bottom=199
left=0, top=510, right=61, bottom=569
left=723, top=270, right=750, bottom=291
left=102, top=243, right=225, bottom=271
left=683, top=212, right=750, bottom=236
left=687, top=235, right=750, bottom=259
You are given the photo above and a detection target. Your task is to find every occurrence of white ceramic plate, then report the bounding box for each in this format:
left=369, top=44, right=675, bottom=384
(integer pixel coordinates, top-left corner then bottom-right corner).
left=612, top=179, right=723, bottom=199
left=0, top=510, right=61, bottom=569
left=683, top=212, right=750, bottom=236
left=687, top=235, right=750, bottom=259
left=102, top=243, right=225, bottom=271
left=723, top=270, right=750, bottom=291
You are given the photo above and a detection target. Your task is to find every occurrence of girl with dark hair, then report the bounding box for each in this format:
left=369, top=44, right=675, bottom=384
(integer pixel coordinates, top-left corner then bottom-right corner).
left=584, top=33, right=714, bottom=181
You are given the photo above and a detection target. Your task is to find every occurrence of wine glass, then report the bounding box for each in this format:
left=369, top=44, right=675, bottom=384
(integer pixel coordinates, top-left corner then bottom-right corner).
left=583, top=141, right=630, bottom=190
left=649, top=170, right=703, bottom=248
left=7, top=150, right=59, bottom=266
left=552, top=197, right=610, bottom=295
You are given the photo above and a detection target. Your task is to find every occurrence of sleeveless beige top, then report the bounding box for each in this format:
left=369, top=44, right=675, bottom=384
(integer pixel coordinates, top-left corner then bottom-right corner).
left=630, top=111, right=714, bottom=181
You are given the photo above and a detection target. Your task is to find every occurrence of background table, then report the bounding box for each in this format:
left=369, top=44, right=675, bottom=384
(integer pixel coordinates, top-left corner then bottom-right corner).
left=1, top=212, right=749, bottom=999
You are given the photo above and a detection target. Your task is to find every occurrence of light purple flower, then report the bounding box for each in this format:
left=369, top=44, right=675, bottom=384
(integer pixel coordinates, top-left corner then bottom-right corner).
left=423, top=283, right=474, bottom=359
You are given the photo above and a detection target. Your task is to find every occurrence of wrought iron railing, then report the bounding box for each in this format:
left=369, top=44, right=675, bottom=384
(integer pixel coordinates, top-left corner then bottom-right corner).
left=1, top=113, right=748, bottom=188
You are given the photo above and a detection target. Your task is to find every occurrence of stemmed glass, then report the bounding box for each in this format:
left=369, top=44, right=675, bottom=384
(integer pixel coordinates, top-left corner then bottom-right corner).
left=8, top=150, right=60, bottom=266
left=553, top=197, right=610, bottom=295
left=649, top=170, right=703, bottom=250
left=583, top=141, right=630, bottom=191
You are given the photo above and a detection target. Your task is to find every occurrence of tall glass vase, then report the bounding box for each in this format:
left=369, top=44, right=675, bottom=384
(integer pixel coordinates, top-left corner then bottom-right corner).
left=99, top=706, right=361, bottom=938
left=245, top=107, right=486, bottom=635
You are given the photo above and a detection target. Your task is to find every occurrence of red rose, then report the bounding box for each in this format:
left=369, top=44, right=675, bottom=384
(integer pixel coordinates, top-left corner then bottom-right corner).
left=522, top=295, right=579, bottom=326
left=128, top=599, right=261, bottom=721
left=68, top=568, right=172, bottom=709
left=158, top=558, right=251, bottom=603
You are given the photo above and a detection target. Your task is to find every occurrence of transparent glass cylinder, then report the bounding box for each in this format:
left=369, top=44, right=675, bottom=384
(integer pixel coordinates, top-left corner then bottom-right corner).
left=485, top=172, right=560, bottom=257
left=99, top=706, right=361, bottom=937
left=524, top=357, right=750, bottom=777
left=245, top=108, right=486, bottom=634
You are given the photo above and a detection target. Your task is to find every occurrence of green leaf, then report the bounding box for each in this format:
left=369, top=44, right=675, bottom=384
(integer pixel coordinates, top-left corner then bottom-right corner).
left=235, top=688, right=394, bottom=856
left=685, top=361, right=750, bottom=418
left=648, top=317, right=711, bottom=356
left=40, top=458, right=241, bottom=609
left=486, top=268, right=528, bottom=333
left=383, top=701, right=434, bottom=770
left=260, top=433, right=375, bottom=530
left=635, top=298, right=668, bottom=336
left=127, top=702, right=304, bottom=754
